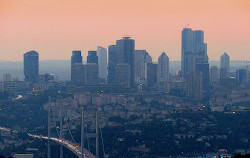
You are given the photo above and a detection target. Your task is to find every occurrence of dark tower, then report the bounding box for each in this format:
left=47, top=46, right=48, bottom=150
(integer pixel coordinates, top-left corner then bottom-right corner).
left=24, top=50, right=39, bottom=83
left=116, top=37, right=135, bottom=87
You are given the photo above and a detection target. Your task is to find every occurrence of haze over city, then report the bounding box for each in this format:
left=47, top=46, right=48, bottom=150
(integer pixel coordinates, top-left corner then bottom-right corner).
left=0, top=0, right=249, bottom=61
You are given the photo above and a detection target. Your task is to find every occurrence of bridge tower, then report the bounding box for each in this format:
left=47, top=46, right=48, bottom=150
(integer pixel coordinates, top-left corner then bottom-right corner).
left=59, top=99, right=63, bottom=158
left=81, top=107, right=85, bottom=158
left=96, top=111, right=99, bottom=158
left=47, top=97, right=51, bottom=158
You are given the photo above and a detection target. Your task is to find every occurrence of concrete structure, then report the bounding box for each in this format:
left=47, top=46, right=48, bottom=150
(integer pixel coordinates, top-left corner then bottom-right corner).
left=108, top=45, right=117, bottom=85
left=115, top=63, right=130, bottom=88
left=146, top=63, right=157, bottom=88
left=24, top=51, right=39, bottom=83
left=196, top=62, right=209, bottom=91
left=134, top=50, right=152, bottom=84
left=186, top=72, right=203, bottom=99
left=85, top=63, right=99, bottom=85
left=71, top=51, right=82, bottom=82
left=3, top=74, right=11, bottom=82
left=87, top=51, right=98, bottom=64
left=210, top=66, right=219, bottom=84
left=71, top=64, right=85, bottom=86
left=116, top=37, right=135, bottom=87
left=157, top=52, right=169, bottom=91
left=220, top=52, right=230, bottom=77
left=183, top=51, right=195, bottom=78
left=97, top=46, right=108, bottom=80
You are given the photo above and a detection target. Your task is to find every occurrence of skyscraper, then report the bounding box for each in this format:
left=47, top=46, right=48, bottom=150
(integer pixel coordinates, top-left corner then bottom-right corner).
left=186, top=72, right=203, bottom=99
left=196, top=62, right=209, bottom=91
left=157, top=52, right=169, bottom=85
left=71, top=50, right=82, bottom=82
left=85, top=63, right=99, bottom=85
left=181, top=28, right=208, bottom=77
left=220, top=52, right=230, bottom=77
left=108, top=45, right=117, bottom=85
left=183, top=51, right=195, bottom=77
left=24, top=50, right=39, bottom=83
left=97, top=46, right=108, bottom=80
left=210, top=66, right=219, bottom=84
left=181, top=28, right=194, bottom=74
left=87, top=51, right=98, bottom=64
left=146, top=63, right=158, bottom=88
left=115, top=63, right=130, bottom=88
left=71, top=64, right=85, bottom=86
left=134, top=50, right=152, bottom=84
left=116, top=37, right=135, bottom=87
left=71, top=50, right=82, bottom=66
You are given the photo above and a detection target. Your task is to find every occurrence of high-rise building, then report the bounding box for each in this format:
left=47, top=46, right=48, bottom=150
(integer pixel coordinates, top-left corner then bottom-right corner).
left=87, top=51, right=98, bottom=64
left=115, top=63, right=130, bottom=88
left=71, top=64, right=85, bottom=86
left=157, top=52, right=169, bottom=91
left=220, top=52, right=230, bottom=77
left=134, top=50, right=152, bottom=84
left=196, top=62, right=209, bottom=91
left=183, top=51, right=195, bottom=77
left=146, top=63, right=157, bottom=88
left=181, top=28, right=208, bottom=77
left=71, top=51, right=82, bottom=82
left=97, top=46, right=108, bottom=80
left=24, top=50, right=39, bottom=83
left=210, top=66, right=219, bottom=84
left=186, top=72, right=203, bottom=99
left=236, top=68, right=247, bottom=84
left=116, top=37, right=135, bottom=87
left=108, top=45, right=117, bottom=85
left=3, top=74, right=11, bottom=82
left=85, top=63, right=99, bottom=85
left=181, top=28, right=194, bottom=74
left=71, top=51, right=82, bottom=66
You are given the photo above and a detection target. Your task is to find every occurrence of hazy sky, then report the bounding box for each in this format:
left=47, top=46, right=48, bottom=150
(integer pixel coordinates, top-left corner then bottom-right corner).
left=0, top=0, right=249, bottom=61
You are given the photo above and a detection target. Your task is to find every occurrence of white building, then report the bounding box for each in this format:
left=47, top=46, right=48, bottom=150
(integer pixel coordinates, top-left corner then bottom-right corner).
left=97, top=46, right=108, bottom=80
left=157, top=52, right=169, bottom=84
left=134, top=50, right=152, bottom=84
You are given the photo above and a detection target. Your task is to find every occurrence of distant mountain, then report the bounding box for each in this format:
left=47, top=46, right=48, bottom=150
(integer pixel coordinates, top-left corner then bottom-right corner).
left=0, top=60, right=248, bottom=81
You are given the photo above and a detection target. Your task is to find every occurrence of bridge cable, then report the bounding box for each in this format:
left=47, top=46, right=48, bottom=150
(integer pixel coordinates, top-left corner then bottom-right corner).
left=100, top=127, right=106, bottom=156
left=51, top=110, right=60, bottom=138
left=66, top=121, right=77, bottom=144
left=85, top=125, right=90, bottom=151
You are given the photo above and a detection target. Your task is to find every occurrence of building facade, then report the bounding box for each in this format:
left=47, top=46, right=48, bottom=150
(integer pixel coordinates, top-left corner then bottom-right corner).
left=24, top=50, right=39, bottom=83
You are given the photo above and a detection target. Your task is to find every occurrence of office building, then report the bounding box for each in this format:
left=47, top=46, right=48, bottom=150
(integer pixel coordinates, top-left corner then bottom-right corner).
left=186, top=72, right=203, bottom=99
left=24, top=50, right=39, bottom=83
left=115, top=63, right=130, bottom=88
left=97, top=46, right=108, bottom=80
left=220, top=52, right=230, bottom=77
left=183, top=51, right=195, bottom=77
left=71, top=50, right=82, bottom=65
left=116, top=37, right=135, bottom=87
left=146, top=63, right=157, bottom=88
left=236, top=68, right=247, bottom=83
left=3, top=74, right=11, bottom=82
left=71, top=64, right=85, bottom=86
left=210, top=66, right=219, bottom=84
left=108, top=45, right=117, bottom=85
left=71, top=51, right=82, bottom=82
left=85, top=63, right=99, bottom=85
left=134, top=50, right=152, bottom=84
left=157, top=52, right=169, bottom=83
left=181, top=28, right=208, bottom=78
left=87, top=51, right=98, bottom=64
left=196, top=62, right=209, bottom=91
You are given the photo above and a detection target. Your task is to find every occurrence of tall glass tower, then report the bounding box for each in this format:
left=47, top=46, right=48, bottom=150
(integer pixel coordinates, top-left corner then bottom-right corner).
left=24, top=50, right=39, bottom=83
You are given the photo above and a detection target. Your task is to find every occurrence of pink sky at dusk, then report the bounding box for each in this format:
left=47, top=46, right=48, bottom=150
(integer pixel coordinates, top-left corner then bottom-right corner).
left=0, top=0, right=249, bottom=61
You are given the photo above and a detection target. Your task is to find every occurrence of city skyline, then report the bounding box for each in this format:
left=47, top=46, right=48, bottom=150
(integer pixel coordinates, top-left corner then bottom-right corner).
left=0, top=0, right=249, bottom=61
